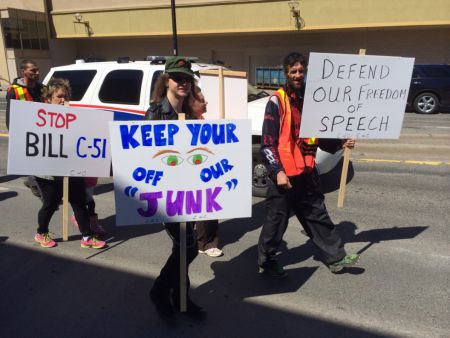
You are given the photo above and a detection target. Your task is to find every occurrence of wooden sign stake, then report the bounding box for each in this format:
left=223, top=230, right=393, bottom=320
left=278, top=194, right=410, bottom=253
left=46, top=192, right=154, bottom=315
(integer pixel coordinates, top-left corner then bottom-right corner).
left=62, top=177, right=69, bottom=241
left=178, top=112, right=187, bottom=312
left=337, top=48, right=366, bottom=208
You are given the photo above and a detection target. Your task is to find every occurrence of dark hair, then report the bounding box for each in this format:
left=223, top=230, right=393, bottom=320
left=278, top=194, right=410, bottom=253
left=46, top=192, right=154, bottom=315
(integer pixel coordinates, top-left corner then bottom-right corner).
left=282, top=52, right=307, bottom=74
left=42, top=78, right=71, bottom=101
left=21, top=59, right=38, bottom=70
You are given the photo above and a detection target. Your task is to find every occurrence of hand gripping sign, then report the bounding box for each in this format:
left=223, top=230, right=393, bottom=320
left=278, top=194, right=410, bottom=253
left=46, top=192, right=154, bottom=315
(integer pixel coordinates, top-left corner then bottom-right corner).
left=109, top=119, right=252, bottom=225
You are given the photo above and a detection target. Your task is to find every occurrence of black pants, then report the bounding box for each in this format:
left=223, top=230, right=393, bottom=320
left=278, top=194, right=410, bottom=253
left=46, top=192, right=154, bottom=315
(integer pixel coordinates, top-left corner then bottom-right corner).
left=257, top=170, right=346, bottom=266
left=153, top=222, right=198, bottom=302
left=196, top=219, right=219, bottom=251
left=35, top=177, right=92, bottom=237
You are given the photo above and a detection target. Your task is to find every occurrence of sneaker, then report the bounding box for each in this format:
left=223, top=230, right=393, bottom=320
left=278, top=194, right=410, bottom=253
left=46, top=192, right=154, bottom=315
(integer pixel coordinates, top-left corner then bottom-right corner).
left=80, top=236, right=106, bottom=249
left=199, top=247, right=223, bottom=257
left=328, top=253, right=360, bottom=273
left=258, top=261, right=287, bottom=279
left=70, top=214, right=80, bottom=229
left=34, top=233, right=56, bottom=248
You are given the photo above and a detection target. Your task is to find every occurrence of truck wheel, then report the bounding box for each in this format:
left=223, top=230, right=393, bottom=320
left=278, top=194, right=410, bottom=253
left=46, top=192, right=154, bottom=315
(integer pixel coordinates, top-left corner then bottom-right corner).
left=252, top=162, right=269, bottom=197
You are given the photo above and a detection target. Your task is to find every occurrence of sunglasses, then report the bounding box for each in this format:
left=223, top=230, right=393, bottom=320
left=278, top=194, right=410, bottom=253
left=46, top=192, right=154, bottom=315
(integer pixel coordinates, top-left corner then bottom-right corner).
left=169, top=74, right=192, bottom=84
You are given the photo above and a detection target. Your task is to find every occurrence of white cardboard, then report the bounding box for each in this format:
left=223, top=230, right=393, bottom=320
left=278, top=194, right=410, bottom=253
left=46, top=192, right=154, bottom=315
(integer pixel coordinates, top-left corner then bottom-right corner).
left=7, top=100, right=113, bottom=177
left=199, top=74, right=248, bottom=119
left=300, top=52, right=415, bottom=139
left=109, top=119, right=252, bottom=225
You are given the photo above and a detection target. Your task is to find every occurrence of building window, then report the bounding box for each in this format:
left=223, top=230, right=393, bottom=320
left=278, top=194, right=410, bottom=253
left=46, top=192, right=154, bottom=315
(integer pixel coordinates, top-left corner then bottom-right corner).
left=99, top=70, right=143, bottom=105
left=1, top=13, right=49, bottom=50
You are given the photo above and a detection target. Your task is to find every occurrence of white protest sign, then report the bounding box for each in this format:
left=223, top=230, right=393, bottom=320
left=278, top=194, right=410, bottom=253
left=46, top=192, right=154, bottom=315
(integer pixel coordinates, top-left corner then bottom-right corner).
left=300, top=52, right=415, bottom=139
left=199, top=70, right=248, bottom=119
left=109, top=119, right=252, bottom=225
left=7, top=100, right=113, bottom=177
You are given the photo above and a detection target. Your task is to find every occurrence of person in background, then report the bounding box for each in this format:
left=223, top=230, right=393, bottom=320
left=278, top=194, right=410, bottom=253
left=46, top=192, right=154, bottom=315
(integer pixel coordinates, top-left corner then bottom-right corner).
left=189, top=86, right=223, bottom=258
left=6, top=60, right=43, bottom=198
left=145, top=57, right=206, bottom=320
left=33, top=78, right=106, bottom=250
left=257, top=52, right=359, bottom=278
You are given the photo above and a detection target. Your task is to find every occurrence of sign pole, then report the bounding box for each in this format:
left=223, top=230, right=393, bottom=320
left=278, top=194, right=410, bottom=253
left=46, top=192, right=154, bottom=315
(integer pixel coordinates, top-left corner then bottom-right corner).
left=337, top=48, right=366, bottom=208
left=62, top=177, right=69, bottom=241
left=218, top=66, right=225, bottom=119
left=178, top=113, right=187, bottom=312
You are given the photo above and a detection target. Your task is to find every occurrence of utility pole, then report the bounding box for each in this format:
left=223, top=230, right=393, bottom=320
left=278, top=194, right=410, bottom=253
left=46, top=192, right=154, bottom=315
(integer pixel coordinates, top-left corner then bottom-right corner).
left=171, top=0, right=178, bottom=56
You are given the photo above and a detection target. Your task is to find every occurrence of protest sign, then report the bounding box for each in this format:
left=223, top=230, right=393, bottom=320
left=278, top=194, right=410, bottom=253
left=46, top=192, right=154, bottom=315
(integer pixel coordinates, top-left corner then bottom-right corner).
left=109, top=119, right=252, bottom=225
left=199, top=69, right=248, bottom=119
left=300, top=52, right=415, bottom=139
left=7, top=100, right=113, bottom=177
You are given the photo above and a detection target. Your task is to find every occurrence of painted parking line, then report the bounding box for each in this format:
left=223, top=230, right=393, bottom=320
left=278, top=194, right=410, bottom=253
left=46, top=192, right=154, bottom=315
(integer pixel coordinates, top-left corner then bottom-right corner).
left=355, top=158, right=450, bottom=166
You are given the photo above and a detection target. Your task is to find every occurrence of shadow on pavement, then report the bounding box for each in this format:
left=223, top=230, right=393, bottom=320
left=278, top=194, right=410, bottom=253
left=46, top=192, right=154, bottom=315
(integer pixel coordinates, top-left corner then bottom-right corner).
left=219, top=199, right=266, bottom=247
left=338, top=222, right=428, bottom=255
left=94, top=182, right=114, bottom=196
left=0, top=174, right=22, bottom=184
left=0, top=190, right=18, bottom=201
left=0, top=241, right=390, bottom=338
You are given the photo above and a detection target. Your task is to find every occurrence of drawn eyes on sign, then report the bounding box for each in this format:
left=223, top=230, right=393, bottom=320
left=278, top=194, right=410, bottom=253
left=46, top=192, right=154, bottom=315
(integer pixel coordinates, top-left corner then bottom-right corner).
left=187, top=154, right=208, bottom=165
left=161, top=154, right=183, bottom=166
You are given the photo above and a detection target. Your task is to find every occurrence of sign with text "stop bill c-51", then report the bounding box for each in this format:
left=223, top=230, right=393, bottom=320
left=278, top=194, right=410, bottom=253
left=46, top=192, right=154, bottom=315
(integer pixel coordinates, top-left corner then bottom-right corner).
left=300, top=52, right=415, bottom=139
left=7, top=100, right=114, bottom=177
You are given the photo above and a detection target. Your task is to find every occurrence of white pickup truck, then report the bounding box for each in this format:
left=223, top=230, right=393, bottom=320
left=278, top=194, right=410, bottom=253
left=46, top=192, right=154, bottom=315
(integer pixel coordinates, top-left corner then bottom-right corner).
left=43, top=57, right=347, bottom=197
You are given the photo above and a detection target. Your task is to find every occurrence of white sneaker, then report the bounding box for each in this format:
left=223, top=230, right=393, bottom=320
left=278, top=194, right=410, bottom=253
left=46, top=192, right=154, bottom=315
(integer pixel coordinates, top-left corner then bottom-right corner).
left=199, top=247, right=223, bottom=257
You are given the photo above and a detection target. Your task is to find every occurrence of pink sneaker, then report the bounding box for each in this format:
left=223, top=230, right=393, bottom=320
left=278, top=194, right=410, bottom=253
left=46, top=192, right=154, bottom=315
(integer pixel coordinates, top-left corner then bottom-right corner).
left=34, top=233, right=56, bottom=248
left=80, top=236, right=106, bottom=249
left=70, top=214, right=80, bottom=229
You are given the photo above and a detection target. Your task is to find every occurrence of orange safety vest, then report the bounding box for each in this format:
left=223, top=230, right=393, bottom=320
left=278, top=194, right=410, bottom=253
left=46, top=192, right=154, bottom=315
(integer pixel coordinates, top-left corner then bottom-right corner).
left=273, top=88, right=319, bottom=176
left=9, top=84, right=34, bottom=101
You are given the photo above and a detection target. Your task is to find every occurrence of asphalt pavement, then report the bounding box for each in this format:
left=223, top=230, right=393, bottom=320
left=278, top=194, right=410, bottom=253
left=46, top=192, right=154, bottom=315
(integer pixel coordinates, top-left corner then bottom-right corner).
left=1, top=104, right=449, bottom=338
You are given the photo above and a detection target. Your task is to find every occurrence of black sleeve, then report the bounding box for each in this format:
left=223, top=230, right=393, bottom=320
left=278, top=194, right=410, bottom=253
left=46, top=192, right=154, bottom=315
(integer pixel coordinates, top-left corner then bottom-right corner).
left=318, top=138, right=343, bottom=154
left=260, top=97, right=284, bottom=179
left=5, top=88, right=17, bottom=131
left=144, top=103, right=161, bottom=120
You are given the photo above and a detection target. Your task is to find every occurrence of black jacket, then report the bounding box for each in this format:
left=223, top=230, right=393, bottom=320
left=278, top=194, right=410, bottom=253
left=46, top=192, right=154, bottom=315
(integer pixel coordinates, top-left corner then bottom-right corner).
left=144, top=97, right=179, bottom=121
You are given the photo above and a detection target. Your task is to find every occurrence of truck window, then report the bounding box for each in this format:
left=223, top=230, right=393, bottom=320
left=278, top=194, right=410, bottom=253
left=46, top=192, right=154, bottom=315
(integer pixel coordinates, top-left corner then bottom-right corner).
left=51, top=70, right=97, bottom=101
left=99, top=69, right=143, bottom=105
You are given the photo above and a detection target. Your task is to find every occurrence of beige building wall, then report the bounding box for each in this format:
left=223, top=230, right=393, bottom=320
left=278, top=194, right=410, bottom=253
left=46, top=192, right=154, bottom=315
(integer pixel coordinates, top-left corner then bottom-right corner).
left=2, top=1, right=449, bottom=81
left=49, top=0, right=450, bottom=38
left=74, top=27, right=450, bottom=84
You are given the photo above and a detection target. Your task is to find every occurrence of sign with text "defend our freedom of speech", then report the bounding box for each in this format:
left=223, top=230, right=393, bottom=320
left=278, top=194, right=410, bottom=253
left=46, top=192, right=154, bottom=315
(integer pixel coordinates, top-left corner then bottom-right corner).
left=7, top=100, right=113, bottom=177
left=300, top=52, right=415, bottom=139
left=109, top=120, right=252, bottom=225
